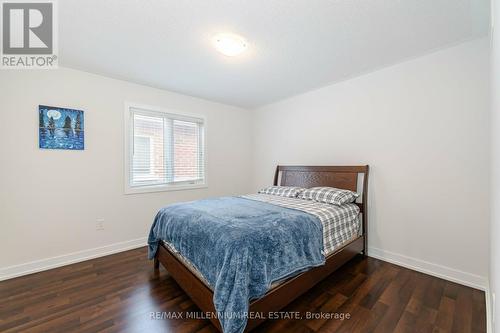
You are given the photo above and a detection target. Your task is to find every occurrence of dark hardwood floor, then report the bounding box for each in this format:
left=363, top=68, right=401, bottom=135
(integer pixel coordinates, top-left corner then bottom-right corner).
left=0, top=247, right=485, bottom=333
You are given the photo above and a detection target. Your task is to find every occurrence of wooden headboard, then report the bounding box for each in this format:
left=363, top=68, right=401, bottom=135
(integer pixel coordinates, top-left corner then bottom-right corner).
left=273, top=165, right=370, bottom=254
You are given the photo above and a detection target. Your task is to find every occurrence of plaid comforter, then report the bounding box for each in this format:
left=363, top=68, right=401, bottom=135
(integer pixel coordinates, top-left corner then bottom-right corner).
left=242, top=193, right=360, bottom=255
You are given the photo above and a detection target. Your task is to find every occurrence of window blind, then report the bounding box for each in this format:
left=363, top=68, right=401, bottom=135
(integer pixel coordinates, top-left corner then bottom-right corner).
left=129, top=108, right=205, bottom=188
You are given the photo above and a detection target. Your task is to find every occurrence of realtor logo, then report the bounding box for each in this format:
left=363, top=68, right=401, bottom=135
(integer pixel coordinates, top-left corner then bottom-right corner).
left=1, top=0, right=58, bottom=68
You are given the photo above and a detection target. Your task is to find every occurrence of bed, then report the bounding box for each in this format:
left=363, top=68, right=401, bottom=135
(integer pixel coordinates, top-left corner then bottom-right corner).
left=150, top=165, right=369, bottom=332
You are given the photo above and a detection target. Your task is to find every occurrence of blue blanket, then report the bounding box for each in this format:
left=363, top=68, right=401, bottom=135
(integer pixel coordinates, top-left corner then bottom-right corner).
left=148, top=197, right=325, bottom=333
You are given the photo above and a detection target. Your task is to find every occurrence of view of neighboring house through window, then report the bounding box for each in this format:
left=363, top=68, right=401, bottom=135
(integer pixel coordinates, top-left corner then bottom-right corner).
left=126, top=105, right=205, bottom=192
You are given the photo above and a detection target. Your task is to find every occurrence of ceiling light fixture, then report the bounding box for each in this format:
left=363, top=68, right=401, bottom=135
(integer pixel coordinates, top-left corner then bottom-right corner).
left=213, top=33, right=248, bottom=57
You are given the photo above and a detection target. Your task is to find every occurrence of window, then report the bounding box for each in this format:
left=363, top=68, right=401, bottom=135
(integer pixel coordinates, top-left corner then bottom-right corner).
left=133, top=136, right=151, bottom=174
left=125, top=104, right=206, bottom=193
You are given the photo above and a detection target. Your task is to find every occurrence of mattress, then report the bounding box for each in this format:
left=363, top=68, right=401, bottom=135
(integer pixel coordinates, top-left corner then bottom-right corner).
left=161, top=194, right=361, bottom=291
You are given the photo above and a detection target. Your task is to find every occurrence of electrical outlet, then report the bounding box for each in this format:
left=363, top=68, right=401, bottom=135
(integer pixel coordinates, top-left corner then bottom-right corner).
left=96, top=218, right=105, bottom=231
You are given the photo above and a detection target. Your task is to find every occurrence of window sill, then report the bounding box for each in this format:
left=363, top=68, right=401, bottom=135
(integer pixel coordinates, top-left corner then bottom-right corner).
left=124, top=183, right=207, bottom=194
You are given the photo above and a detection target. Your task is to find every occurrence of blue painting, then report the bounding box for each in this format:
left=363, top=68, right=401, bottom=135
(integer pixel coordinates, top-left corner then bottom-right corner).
left=39, top=105, right=84, bottom=150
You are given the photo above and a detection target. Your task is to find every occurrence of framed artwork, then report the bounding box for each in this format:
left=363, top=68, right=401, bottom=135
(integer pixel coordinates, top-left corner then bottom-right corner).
left=39, top=105, right=84, bottom=150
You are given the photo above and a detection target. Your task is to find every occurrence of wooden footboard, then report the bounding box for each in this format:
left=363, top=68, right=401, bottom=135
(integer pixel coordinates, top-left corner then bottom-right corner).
left=156, top=240, right=221, bottom=328
left=156, top=235, right=364, bottom=332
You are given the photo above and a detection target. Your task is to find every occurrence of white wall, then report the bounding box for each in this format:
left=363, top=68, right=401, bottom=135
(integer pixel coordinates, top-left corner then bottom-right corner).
left=0, top=38, right=491, bottom=294
left=491, top=0, right=500, bottom=328
left=252, top=38, right=490, bottom=289
left=0, top=67, right=253, bottom=279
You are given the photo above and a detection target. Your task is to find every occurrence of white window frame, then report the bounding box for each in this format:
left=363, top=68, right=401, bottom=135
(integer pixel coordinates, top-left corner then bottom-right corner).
left=124, top=102, right=207, bottom=194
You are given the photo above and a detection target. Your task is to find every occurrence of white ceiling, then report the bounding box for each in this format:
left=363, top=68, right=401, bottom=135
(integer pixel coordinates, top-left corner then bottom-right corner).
left=60, top=0, right=490, bottom=108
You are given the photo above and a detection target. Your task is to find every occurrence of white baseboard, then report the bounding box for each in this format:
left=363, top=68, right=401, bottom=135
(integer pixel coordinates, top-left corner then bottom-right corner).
left=0, top=240, right=488, bottom=292
left=368, top=247, right=488, bottom=291
left=485, top=284, right=493, bottom=333
left=0, top=237, right=148, bottom=281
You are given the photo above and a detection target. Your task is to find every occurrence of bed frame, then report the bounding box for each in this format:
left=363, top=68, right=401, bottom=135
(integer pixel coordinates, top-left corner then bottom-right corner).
left=154, top=165, right=369, bottom=332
